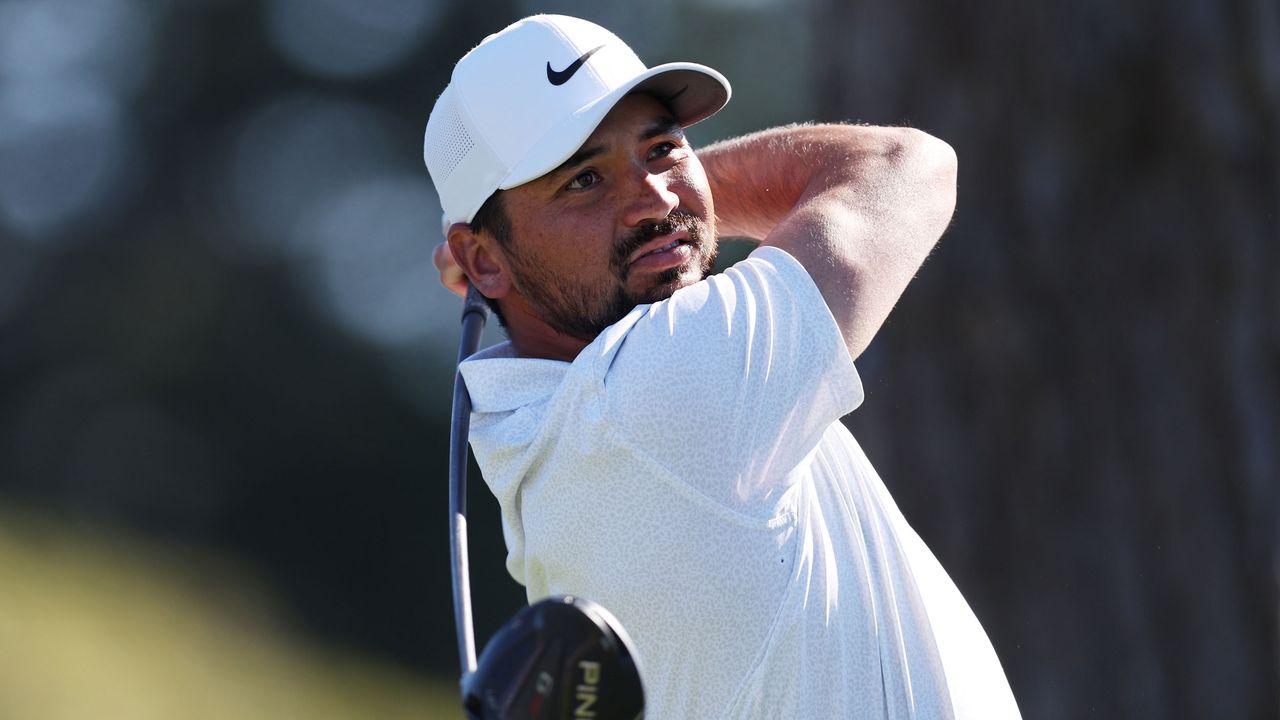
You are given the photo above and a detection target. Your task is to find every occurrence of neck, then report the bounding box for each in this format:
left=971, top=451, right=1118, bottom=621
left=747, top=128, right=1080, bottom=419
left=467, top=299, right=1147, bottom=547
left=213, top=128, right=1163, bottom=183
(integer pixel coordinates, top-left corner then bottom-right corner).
left=501, top=296, right=592, bottom=362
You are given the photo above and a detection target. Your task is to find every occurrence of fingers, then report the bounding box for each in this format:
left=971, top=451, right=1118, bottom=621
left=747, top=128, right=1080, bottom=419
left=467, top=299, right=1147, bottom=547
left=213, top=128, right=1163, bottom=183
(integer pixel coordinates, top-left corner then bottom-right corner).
left=433, top=242, right=469, bottom=298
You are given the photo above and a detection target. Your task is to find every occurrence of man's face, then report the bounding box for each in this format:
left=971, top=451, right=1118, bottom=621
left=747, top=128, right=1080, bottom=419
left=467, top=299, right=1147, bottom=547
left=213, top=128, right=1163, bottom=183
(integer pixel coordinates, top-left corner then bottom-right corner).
left=493, top=93, right=718, bottom=341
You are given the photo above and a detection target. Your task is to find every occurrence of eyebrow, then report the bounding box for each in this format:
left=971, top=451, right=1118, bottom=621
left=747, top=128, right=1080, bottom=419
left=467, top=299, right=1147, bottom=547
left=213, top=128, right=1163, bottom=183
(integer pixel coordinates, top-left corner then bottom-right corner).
left=641, top=116, right=682, bottom=140
left=556, top=145, right=605, bottom=175
left=551, top=116, right=684, bottom=177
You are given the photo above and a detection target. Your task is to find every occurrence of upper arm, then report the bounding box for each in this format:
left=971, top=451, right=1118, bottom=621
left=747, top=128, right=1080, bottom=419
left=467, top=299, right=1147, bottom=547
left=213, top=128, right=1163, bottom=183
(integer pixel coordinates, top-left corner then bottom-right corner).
left=703, top=125, right=958, bottom=359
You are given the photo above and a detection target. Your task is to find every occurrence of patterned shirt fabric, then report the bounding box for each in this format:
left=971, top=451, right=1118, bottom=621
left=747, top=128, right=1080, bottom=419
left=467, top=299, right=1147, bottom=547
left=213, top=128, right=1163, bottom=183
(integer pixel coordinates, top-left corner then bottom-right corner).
left=459, top=247, right=1021, bottom=719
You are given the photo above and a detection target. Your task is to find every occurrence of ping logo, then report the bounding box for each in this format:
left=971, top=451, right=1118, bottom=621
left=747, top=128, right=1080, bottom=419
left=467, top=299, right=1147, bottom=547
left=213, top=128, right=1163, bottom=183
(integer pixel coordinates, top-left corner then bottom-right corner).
left=574, top=660, right=601, bottom=718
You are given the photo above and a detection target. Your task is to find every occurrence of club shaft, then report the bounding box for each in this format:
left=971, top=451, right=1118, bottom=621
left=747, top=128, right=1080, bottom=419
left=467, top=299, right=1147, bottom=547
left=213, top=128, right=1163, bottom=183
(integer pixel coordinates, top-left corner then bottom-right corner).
left=449, top=286, right=490, bottom=677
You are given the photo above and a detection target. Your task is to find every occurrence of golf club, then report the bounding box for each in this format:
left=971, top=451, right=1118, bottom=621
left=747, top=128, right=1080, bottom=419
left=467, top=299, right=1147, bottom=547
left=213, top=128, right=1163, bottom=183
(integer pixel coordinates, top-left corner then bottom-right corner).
left=449, top=285, right=646, bottom=719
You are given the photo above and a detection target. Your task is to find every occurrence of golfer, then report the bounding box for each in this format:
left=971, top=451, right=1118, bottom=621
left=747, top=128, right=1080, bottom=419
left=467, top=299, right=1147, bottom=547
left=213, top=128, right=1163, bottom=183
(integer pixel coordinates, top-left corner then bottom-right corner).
left=426, top=14, right=1021, bottom=719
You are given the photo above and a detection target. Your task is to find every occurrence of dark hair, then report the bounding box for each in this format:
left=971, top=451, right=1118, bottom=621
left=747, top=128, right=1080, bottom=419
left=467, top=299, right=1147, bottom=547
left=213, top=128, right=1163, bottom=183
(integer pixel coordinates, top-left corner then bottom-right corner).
left=470, top=190, right=512, bottom=248
left=469, top=191, right=511, bottom=327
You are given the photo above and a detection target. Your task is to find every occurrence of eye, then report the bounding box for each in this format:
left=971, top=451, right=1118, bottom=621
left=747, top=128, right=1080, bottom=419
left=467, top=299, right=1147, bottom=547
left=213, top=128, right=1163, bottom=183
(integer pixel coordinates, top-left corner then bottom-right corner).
left=565, top=169, right=601, bottom=191
left=648, top=141, right=678, bottom=160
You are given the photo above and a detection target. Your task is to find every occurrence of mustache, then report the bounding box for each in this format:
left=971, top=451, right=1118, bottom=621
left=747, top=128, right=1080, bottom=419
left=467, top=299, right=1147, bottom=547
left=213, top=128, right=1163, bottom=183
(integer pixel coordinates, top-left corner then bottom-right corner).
left=611, top=211, right=705, bottom=278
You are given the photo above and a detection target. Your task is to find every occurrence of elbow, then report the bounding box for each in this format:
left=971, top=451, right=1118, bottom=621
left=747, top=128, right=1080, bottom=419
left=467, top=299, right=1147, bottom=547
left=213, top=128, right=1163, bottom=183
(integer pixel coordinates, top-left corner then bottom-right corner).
left=895, top=127, right=957, bottom=190
left=850, top=126, right=957, bottom=211
left=815, top=123, right=959, bottom=243
left=896, top=128, right=958, bottom=238
left=921, top=130, right=958, bottom=208
left=911, top=128, right=957, bottom=170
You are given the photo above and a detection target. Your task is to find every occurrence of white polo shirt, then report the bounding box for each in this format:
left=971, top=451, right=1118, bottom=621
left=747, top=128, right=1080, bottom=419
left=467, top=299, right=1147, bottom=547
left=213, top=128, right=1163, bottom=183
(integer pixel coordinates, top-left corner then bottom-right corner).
left=460, top=247, right=1021, bottom=720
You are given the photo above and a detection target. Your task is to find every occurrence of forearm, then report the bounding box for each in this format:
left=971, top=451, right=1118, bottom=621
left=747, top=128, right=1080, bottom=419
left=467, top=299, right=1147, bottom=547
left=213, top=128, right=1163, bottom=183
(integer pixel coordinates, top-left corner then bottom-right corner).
left=699, top=123, right=958, bottom=358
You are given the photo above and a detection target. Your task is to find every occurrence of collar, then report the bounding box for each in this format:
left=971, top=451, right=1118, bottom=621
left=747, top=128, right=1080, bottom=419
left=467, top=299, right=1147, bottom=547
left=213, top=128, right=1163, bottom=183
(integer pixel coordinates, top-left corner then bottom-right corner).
left=458, top=341, right=572, bottom=413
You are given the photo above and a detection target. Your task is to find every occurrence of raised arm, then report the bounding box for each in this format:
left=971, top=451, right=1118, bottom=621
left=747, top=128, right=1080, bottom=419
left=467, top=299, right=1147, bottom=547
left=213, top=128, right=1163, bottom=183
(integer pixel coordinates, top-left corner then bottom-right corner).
left=700, top=124, right=957, bottom=360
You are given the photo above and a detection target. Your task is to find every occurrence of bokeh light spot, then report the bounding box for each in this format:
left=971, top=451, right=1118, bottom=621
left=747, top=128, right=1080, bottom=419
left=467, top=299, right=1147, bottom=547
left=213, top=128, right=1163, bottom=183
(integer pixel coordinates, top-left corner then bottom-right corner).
left=304, top=174, right=450, bottom=348
left=266, top=0, right=439, bottom=80
left=0, top=81, right=136, bottom=243
left=0, top=0, right=154, bottom=97
left=223, top=94, right=402, bottom=258
left=0, top=0, right=152, bottom=243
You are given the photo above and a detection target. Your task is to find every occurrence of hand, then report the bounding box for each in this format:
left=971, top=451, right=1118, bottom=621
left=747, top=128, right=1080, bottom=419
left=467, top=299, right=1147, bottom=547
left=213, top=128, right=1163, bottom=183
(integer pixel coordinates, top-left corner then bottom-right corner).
left=433, top=241, right=469, bottom=299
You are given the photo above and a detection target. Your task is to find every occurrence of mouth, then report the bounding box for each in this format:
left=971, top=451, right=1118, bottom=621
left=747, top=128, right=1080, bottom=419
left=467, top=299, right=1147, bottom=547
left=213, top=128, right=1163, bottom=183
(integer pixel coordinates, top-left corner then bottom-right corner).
left=623, top=231, right=693, bottom=279
left=627, top=231, right=690, bottom=267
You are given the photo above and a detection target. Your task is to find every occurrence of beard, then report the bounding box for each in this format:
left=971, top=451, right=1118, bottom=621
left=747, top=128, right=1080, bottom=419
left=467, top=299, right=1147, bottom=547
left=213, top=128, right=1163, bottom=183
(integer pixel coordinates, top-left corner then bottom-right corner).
left=507, top=210, right=718, bottom=342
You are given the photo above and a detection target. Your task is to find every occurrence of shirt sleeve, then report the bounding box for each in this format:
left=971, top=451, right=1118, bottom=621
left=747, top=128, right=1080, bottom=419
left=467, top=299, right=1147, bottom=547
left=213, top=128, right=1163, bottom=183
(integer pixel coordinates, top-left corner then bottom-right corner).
left=596, top=246, right=864, bottom=511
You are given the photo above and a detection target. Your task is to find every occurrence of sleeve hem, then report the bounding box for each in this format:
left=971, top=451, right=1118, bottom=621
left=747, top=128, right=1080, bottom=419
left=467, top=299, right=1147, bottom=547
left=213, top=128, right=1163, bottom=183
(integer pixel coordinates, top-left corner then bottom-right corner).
left=744, top=246, right=864, bottom=412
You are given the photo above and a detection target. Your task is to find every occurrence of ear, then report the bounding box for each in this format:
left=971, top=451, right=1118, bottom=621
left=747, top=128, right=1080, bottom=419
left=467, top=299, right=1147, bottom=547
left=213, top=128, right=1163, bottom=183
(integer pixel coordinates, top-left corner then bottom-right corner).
left=446, top=222, right=513, bottom=300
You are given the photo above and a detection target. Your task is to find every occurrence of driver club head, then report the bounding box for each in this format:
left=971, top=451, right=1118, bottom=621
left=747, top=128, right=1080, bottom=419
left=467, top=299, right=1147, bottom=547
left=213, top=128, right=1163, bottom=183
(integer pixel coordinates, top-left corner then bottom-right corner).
left=461, top=596, right=645, bottom=720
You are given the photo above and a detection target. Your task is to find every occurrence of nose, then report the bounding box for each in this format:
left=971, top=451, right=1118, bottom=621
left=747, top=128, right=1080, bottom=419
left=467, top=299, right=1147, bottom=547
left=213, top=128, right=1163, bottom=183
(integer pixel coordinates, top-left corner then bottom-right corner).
left=620, top=166, right=680, bottom=228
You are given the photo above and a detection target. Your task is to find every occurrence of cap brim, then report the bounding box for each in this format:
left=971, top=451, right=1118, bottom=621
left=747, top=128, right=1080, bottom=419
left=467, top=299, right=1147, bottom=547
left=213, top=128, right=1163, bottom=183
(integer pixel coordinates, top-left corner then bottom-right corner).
left=499, top=61, right=731, bottom=191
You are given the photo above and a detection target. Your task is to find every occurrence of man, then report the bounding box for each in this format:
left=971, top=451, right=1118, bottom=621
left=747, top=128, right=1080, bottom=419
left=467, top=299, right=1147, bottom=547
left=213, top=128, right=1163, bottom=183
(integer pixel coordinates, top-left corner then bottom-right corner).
left=426, top=14, right=1021, bottom=719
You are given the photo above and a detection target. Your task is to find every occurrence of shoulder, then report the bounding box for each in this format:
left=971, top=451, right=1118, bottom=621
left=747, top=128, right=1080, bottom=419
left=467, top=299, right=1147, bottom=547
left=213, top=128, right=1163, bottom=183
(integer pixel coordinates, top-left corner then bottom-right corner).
left=591, top=245, right=847, bottom=380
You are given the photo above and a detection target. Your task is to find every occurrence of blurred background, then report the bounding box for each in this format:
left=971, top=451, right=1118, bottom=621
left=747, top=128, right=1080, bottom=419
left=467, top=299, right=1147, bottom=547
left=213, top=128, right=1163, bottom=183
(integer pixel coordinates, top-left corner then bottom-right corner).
left=0, top=0, right=1275, bottom=717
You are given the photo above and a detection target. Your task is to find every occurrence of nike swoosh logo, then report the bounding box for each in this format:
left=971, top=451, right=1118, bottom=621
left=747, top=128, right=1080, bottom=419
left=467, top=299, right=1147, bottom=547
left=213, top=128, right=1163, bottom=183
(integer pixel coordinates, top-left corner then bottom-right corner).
left=546, top=45, right=605, bottom=86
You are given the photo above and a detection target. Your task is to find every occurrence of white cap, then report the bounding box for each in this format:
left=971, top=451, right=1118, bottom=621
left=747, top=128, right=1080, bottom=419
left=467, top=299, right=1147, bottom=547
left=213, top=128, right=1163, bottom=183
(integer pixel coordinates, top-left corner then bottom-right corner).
left=424, top=14, right=731, bottom=226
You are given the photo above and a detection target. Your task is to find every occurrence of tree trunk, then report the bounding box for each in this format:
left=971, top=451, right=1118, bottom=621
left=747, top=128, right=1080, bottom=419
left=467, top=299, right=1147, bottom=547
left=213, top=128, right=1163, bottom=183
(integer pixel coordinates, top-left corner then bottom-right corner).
left=813, top=0, right=1280, bottom=716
